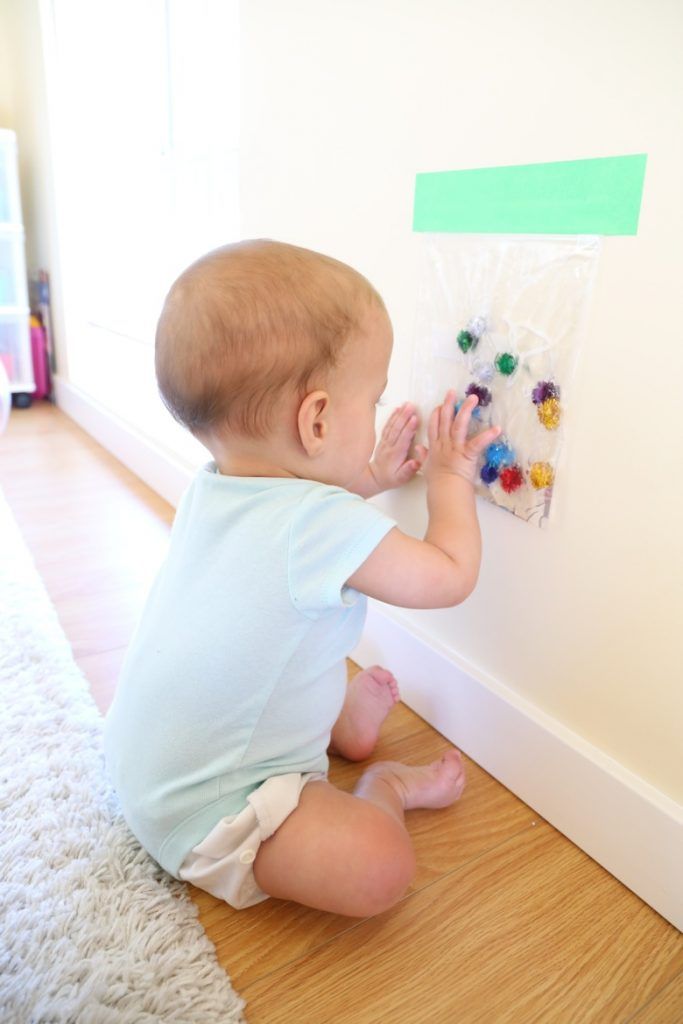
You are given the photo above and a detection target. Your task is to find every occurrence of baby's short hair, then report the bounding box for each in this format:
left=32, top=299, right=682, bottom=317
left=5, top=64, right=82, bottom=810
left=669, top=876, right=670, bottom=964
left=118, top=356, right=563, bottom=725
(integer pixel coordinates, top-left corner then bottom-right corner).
left=155, top=239, right=385, bottom=440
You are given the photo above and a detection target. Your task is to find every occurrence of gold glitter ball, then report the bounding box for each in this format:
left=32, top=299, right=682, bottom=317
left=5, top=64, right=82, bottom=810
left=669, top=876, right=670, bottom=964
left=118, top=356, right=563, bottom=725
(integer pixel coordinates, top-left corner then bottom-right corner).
left=530, top=462, right=555, bottom=489
left=537, top=397, right=561, bottom=430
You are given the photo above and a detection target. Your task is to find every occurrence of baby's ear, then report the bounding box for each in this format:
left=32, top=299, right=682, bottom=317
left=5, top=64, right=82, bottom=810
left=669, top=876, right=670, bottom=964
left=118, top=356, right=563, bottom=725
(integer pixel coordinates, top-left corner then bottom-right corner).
left=297, top=390, right=330, bottom=456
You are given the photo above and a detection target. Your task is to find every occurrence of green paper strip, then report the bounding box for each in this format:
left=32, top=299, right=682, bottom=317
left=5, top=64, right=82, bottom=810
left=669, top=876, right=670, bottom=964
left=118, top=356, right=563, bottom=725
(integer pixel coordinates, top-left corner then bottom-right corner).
left=413, top=154, right=647, bottom=235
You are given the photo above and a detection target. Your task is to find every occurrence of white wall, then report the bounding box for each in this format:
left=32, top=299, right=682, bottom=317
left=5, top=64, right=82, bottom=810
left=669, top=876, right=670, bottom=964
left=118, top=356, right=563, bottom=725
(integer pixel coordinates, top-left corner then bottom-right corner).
left=239, top=0, right=683, bottom=802
left=0, top=5, right=15, bottom=129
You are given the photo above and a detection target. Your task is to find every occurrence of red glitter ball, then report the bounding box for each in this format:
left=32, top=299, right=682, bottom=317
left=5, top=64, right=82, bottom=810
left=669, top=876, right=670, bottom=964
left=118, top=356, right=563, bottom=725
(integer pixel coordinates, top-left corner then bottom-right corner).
left=499, top=465, right=524, bottom=494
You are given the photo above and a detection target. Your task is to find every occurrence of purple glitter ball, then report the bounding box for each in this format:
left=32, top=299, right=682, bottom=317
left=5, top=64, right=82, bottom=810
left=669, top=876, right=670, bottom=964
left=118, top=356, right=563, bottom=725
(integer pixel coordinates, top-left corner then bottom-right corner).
left=466, top=383, right=492, bottom=408
left=480, top=463, right=499, bottom=485
left=532, top=380, right=560, bottom=405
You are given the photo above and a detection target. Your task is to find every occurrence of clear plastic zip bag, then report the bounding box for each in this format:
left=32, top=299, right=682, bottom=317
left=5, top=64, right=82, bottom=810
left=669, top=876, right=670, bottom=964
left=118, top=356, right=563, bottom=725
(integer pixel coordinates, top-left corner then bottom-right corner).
left=411, top=234, right=601, bottom=526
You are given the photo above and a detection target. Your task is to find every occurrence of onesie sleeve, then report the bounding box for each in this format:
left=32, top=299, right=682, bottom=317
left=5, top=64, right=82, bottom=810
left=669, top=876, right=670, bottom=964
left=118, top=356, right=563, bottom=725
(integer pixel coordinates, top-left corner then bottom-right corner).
left=288, top=485, right=396, bottom=618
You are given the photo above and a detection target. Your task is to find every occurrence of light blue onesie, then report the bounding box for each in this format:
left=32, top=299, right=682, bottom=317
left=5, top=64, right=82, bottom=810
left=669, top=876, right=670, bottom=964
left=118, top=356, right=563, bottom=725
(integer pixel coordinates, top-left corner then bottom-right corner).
left=103, top=462, right=396, bottom=878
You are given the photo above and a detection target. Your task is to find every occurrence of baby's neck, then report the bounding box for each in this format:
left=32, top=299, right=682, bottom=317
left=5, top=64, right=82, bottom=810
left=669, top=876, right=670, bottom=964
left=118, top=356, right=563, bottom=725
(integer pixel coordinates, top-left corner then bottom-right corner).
left=213, top=451, right=297, bottom=479
left=216, top=456, right=296, bottom=475
left=206, top=432, right=299, bottom=479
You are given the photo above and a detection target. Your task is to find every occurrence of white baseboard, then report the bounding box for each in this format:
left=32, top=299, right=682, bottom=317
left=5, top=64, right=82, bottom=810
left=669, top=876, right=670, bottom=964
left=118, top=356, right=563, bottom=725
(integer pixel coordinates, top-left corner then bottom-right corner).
left=53, top=375, right=193, bottom=508
left=355, top=603, right=683, bottom=932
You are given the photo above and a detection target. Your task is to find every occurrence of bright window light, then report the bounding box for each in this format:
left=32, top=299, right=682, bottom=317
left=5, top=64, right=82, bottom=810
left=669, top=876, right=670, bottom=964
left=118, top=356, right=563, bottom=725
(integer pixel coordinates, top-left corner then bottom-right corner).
left=45, top=0, right=240, bottom=467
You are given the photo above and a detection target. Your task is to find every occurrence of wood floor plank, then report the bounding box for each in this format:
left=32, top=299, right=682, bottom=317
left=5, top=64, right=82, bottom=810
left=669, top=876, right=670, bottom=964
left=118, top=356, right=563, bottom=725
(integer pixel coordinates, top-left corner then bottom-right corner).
left=37, top=557, right=161, bottom=604
left=240, top=823, right=683, bottom=1024
left=53, top=586, right=145, bottom=659
left=627, top=970, right=683, bottom=1023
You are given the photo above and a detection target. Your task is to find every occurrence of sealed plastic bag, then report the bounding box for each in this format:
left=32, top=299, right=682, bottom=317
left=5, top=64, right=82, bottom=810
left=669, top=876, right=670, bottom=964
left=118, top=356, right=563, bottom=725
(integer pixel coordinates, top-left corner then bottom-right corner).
left=411, top=234, right=600, bottom=526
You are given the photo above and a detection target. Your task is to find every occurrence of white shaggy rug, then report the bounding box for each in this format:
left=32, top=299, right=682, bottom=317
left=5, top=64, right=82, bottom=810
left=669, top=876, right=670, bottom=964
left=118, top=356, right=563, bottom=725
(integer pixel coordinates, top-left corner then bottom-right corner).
left=0, top=492, right=246, bottom=1023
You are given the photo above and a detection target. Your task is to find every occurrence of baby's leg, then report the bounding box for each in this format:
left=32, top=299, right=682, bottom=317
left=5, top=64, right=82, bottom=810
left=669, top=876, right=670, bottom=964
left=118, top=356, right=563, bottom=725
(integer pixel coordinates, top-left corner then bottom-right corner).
left=329, top=665, right=400, bottom=761
left=253, top=749, right=465, bottom=917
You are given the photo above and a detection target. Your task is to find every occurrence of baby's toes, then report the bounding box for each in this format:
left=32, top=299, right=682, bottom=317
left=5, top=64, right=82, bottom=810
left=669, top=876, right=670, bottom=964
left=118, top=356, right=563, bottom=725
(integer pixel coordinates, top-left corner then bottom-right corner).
left=439, top=751, right=466, bottom=800
left=442, top=749, right=465, bottom=778
left=369, top=666, right=394, bottom=687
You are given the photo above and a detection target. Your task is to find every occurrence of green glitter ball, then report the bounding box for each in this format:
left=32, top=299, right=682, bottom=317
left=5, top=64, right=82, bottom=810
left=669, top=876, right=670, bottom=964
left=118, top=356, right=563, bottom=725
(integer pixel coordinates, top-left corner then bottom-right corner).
left=457, top=330, right=475, bottom=353
left=495, top=352, right=519, bottom=376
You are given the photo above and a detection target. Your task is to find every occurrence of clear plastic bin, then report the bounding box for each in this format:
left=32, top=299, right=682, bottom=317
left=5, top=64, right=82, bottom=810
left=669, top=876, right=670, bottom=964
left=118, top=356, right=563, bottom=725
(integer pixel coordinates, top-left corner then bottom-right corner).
left=0, top=311, right=34, bottom=393
left=0, top=228, right=29, bottom=307
left=0, top=130, right=22, bottom=225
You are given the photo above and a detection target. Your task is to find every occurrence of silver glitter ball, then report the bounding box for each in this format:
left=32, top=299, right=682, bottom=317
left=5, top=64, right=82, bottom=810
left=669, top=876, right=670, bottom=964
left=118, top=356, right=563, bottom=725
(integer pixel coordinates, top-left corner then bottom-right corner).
left=468, top=316, right=487, bottom=338
left=472, top=359, right=495, bottom=384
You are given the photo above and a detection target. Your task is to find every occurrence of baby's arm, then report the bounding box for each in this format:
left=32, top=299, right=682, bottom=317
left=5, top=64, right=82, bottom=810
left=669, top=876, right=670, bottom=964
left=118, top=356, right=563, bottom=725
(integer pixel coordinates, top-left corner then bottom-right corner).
left=347, top=390, right=500, bottom=609
left=348, top=403, right=427, bottom=499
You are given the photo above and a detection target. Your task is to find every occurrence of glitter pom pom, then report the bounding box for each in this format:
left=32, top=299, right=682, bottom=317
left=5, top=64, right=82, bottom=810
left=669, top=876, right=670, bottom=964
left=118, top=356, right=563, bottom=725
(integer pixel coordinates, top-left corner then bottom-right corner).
left=532, top=380, right=560, bottom=405
left=537, top=397, right=561, bottom=430
left=466, top=383, right=492, bottom=407
left=480, top=463, right=499, bottom=485
left=473, top=359, right=495, bottom=384
left=529, top=462, right=555, bottom=489
left=468, top=316, right=487, bottom=338
left=484, top=440, right=515, bottom=469
left=495, top=352, right=518, bottom=376
left=457, top=330, right=476, bottom=353
left=455, top=400, right=481, bottom=420
left=499, top=465, right=524, bottom=493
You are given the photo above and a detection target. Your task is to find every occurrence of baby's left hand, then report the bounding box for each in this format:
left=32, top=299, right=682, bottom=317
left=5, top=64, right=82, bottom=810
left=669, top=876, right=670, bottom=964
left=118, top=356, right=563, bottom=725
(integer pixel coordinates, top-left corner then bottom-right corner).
left=369, top=402, right=428, bottom=491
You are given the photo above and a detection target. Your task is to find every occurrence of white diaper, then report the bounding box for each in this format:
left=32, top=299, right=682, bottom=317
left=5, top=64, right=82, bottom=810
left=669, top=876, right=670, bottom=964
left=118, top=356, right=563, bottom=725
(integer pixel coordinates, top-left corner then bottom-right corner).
left=178, top=771, right=326, bottom=909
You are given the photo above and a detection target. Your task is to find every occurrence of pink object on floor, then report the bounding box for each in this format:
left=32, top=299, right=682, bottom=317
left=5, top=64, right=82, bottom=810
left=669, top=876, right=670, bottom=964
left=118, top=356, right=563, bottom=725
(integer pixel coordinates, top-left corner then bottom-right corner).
left=30, top=321, right=51, bottom=400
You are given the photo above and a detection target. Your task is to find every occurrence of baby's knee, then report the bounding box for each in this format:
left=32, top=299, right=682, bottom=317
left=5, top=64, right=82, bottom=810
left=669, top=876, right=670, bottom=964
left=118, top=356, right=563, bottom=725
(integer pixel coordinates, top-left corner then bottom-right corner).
left=355, top=820, right=416, bottom=917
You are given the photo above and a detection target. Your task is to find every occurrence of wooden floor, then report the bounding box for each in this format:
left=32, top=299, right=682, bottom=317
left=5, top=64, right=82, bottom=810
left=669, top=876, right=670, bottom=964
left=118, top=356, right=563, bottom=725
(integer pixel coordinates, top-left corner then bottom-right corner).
left=2, top=402, right=682, bottom=1024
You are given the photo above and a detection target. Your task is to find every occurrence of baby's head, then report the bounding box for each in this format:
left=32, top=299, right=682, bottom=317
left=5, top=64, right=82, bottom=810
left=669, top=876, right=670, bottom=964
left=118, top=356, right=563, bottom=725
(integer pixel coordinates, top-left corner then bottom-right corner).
left=155, top=239, right=393, bottom=485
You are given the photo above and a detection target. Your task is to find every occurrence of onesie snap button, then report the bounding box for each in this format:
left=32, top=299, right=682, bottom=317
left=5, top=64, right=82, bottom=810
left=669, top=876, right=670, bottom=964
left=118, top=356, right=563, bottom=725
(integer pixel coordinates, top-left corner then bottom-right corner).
left=239, top=848, right=256, bottom=864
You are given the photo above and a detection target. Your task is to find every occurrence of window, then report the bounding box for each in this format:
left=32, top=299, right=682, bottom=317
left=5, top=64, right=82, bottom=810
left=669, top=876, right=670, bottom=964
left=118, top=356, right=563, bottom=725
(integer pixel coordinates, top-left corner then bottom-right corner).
left=44, top=0, right=240, bottom=466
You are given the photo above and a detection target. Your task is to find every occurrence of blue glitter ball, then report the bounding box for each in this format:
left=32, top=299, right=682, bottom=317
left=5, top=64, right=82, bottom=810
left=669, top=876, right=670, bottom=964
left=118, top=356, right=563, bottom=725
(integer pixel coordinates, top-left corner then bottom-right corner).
left=455, top=400, right=481, bottom=420
left=480, top=463, right=499, bottom=485
left=485, top=441, right=515, bottom=469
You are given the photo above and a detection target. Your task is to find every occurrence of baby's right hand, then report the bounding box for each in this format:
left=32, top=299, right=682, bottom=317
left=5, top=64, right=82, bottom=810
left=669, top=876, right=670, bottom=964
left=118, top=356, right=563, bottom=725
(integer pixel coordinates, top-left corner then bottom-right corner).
left=423, top=389, right=501, bottom=485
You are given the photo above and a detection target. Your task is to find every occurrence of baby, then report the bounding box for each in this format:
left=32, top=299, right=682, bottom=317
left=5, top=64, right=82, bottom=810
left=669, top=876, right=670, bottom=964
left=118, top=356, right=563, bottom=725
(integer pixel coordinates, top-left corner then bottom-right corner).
left=103, top=239, right=501, bottom=918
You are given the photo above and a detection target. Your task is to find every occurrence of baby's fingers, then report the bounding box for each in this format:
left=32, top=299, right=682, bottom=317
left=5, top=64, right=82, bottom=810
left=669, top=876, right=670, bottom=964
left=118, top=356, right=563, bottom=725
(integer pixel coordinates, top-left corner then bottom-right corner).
left=452, top=394, right=479, bottom=444
left=466, top=423, right=502, bottom=457
left=413, top=443, right=428, bottom=467
left=394, top=406, right=419, bottom=451
left=428, top=403, right=441, bottom=446
left=383, top=403, right=417, bottom=447
left=439, top=390, right=457, bottom=437
left=380, top=404, right=403, bottom=443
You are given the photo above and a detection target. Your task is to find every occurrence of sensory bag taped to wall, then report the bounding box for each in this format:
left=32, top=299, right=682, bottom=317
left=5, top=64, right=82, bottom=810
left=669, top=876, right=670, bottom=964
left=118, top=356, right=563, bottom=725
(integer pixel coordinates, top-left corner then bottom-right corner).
left=410, top=155, right=646, bottom=527
left=411, top=234, right=599, bottom=527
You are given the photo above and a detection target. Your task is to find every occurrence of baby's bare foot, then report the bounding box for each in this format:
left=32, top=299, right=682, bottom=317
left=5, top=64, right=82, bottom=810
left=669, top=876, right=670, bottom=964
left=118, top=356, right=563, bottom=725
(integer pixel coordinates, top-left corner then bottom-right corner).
left=363, top=749, right=466, bottom=810
left=329, top=666, right=400, bottom=761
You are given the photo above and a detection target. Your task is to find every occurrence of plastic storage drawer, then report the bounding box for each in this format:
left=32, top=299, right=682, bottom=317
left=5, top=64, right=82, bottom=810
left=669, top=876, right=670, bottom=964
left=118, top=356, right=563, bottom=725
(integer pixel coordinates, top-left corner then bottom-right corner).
left=0, top=228, right=29, bottom=307
left=0, top=312, right=33, bottom=392
left=0, top=130, right=22, bottom=225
